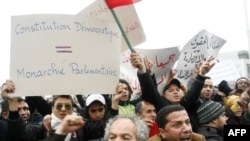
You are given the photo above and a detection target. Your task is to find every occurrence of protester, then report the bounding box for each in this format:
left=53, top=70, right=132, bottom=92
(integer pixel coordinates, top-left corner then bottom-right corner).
left=235, top=77, right=249, bottom=91
left=0, top=99, right=8, bottom=141
left=218, top=80, right=233, bottom=97
left=213, top=80, right=233, bottom=104
left=44, top=95, right=85, bottom=141
left=224, top=95, right=250, bottom=125
left=235, top=87, right=250, bottom=111
left=30, top=108, right=44, bottom=124
left=43, top=93, right=121, bottom=141
left=129, top=52, right=184, bottom=112
left=199, top=77, right=214, bottom=100
left=116, top=79, right=141, bottom=116
left=6, top=96, right=46, bottom=141
left=83, top=93, right=121, bottom=140
left=148, top=105, right=206, bottom=141
left=2, top=80, right=44, bottom=141
left=25, top=95, right=51, bottom=122
left=196, top=100, right=227, bottom=141
left=135, top=100, right=159, bottom=137
left=0, top=119, right=7, bottom=141
left=233, top=89, right=244, bottom=97
left=44, top=93, right=122, bottom=141
left=225, top=88, right=249, bottom=111
left=0, top=99, right=8, bottom=120
left=1, top=80, right=51, bottom=122
left=130, top=52, right=216, bottom=131
left=104, top=115, right=149, bottom=141
left=1, top=79, right=86, bottom=141
left=182, top=55, right=216, bottom=131
left=44, top=114, right=85, bottom=141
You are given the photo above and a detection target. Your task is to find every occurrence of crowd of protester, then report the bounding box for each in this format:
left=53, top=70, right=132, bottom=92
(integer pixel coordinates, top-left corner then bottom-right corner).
left=1, top=52, right=250, bottom=141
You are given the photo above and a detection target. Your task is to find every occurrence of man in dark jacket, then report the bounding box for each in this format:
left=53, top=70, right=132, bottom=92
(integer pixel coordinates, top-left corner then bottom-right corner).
left=148, top=105, right=206, bottom=141
left=130, top=52, right=216, bottom=132
left=1, top=80, right=84, bottom=141
left=1, top=80, right=50, bottom=141
left=196, top=100, right=227, bottom=141
left=82, top=93, right=121, bottom=141
left=0, top=99, right=8, bottom=141
left=0, top=119, right=7, bottom=141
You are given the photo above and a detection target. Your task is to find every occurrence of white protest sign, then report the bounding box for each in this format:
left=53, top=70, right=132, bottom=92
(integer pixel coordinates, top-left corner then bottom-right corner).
left=77, top=0, right=145, bottom=52
left=11, top=15, right=121, bottom=96
left=207, top=59, right=241, bottom=85
left=120, top=47, right=180, bottom=95
left=175, top=30, right=226, bottom=85
left=135, top=47, right=180, bottom=94
left=120, top=50, right=140, bottom=94
left=217, top=51, right=242, bottom=76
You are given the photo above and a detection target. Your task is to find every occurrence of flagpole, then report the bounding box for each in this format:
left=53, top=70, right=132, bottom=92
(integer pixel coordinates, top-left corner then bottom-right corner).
left=110, top=9, right=136, bottom=53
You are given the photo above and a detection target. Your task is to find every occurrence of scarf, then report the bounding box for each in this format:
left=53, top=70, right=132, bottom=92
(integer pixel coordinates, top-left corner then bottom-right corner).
left=51, top=113, right=72, bottom=141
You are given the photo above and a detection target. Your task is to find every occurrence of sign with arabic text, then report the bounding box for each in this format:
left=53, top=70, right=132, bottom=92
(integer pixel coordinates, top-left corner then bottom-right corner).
left=77, top=0, right=145, bottom=52
left=120, top=47, right=180, bottom=95
left=175, top=30, right=226, bottom=85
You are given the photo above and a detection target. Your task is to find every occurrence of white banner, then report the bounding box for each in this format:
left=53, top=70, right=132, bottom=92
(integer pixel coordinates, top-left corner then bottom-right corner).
left=175, top=29, right=226, bottom=85
left=11, top=15, right=121, bottom=96
left=77, top=0, right=145, bottom=52
left=120, top=47, right=180, bottom=95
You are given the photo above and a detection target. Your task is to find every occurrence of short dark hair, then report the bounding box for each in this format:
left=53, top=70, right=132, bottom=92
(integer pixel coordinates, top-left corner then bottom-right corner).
left=119, top=79, right=133, bottom=95
left=156, top=105, right=185, bottom=128
left=1, top=99, right=9, bottom=113
left=135, top=101, right=154, bottom=115
left=52, top=95, right=74, bottom=106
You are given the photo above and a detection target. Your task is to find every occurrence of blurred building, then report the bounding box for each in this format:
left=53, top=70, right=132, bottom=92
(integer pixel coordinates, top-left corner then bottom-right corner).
left=238, top=50, right=250, bottom=78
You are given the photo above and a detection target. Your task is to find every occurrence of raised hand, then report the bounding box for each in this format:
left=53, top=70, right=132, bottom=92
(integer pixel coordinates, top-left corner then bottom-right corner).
left=130, top=52, right=145, bottom=72
left=1, top=80, right=15, bottom=99
left=144, top=55, right=154, bottom=75
left=199, top=55, right=216, bottom=76
left=55, top=114, right=84, bottom=135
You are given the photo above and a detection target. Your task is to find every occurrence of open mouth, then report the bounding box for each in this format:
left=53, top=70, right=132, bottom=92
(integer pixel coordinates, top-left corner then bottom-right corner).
left=180, top=137, right=190, bottom=141
left=180, top=135, right=191, bottom=141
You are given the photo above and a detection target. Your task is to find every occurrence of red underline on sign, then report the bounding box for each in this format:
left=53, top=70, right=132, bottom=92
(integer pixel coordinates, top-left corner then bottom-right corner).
left=55, top=46, right=72, bottom=53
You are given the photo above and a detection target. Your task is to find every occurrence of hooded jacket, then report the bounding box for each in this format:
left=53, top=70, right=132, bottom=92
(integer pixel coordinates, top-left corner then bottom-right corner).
left=83, top=94, right=118, bottom=141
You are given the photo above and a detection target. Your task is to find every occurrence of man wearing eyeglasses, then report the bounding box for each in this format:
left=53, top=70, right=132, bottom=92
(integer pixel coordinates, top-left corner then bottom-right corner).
left=42, top=93, right=122, bottom=141
left=1, top=80, right=84, bottom=141
left=42, top=95, right=85, bottom=141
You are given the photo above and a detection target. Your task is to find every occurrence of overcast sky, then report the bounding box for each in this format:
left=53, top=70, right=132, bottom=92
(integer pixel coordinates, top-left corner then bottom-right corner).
left=0, top=0, right=250, bottom=84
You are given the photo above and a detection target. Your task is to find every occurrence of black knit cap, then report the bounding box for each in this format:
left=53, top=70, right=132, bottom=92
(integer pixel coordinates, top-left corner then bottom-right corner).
left=218, top=80, right=232, bottom=96
left=197, top=100, right=224, bottom=124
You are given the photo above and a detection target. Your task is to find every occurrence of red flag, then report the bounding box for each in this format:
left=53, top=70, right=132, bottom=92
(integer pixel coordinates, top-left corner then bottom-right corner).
left=105, top=0, right=141, bottom=9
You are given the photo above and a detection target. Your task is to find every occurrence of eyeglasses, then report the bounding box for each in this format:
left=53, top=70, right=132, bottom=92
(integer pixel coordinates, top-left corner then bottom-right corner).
left=55, top=104, right=72, bottom=110
left=238, top=81, right=249, bottom=86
